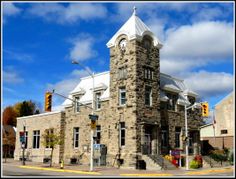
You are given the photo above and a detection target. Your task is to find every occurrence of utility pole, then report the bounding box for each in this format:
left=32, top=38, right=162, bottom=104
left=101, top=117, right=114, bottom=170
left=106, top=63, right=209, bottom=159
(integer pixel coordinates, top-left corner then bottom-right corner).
left=72, top=60, right=95, bottom=171
left=184, top=104, right=189, bottom=170
left=22, top=125, right=26, bottom=165
left=90, top=72, right=95, bottom=172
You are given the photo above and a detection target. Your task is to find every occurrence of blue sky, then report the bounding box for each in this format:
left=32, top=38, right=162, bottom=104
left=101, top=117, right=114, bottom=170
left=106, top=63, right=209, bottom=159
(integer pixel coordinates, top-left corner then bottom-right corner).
left=2, top=2, right=234, bottom=122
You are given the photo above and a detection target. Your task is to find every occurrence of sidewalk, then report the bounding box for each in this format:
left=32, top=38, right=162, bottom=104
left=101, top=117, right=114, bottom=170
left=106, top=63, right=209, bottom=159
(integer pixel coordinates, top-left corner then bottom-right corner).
left=3, top=158, right=234, bottom=176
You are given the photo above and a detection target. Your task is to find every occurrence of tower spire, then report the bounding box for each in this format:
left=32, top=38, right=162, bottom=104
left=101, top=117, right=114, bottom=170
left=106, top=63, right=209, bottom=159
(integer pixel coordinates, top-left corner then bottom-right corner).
left=133, top=6, right=137, bottom=16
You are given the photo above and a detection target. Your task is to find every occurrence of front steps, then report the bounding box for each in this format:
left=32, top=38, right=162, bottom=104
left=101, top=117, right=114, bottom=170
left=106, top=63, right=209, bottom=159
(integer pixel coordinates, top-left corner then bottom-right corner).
left=142, top=154, right=178, bottom=170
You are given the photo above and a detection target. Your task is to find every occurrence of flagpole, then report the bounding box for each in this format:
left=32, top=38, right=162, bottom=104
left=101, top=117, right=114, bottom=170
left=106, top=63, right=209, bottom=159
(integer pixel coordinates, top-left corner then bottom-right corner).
left=212, top=107, right=216, bottom=146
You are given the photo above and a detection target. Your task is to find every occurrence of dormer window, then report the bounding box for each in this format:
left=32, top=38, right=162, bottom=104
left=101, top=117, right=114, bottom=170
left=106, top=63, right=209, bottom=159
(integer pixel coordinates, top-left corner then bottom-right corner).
left=166, top=92, right=178, bottom=111
left=75, top=96, right=80, bottom=113
left=95, top=92, right=101, bottom=110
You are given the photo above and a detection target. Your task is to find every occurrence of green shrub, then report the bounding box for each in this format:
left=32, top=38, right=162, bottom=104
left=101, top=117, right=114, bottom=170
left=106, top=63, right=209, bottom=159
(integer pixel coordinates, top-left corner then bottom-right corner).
left=190, top=160, right=199, bottom=169
left=210, top=150, right=227, bottom=162
left=228, top=152, right=234, bottom=165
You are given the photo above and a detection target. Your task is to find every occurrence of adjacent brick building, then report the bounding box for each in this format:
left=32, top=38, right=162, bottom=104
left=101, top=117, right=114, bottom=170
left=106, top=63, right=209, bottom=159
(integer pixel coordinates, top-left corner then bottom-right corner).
left=200, top=92, right=234, bottom=150
left=14, top=9, right=203, bottom=169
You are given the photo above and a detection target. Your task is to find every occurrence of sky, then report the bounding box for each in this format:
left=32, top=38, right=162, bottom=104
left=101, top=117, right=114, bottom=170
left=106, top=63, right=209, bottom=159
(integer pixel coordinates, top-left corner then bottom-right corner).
left=2, top=1, right=234, bottom=123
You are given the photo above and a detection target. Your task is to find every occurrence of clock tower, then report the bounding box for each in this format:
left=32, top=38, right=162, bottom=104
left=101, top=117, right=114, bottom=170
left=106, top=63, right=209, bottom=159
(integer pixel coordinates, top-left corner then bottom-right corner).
left=106, top=7, right=163, bottom=168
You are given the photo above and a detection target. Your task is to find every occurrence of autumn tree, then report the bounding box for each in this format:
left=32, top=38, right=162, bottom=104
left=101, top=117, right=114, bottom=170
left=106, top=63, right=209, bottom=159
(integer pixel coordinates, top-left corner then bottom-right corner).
left=14, top=100, right=40, bottom=117
left=3, top=126, right=16, bottom=162
left=2, top=106, right=17, bottom=126
left=41, top=128, right=64, bottom=167
left=2, top=100, right=41, bottom=127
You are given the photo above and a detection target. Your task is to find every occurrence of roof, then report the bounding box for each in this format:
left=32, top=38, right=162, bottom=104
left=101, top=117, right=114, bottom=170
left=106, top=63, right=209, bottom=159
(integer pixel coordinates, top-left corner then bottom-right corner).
left=214, top=91, right=233, bottom=107
left=62, top=71, right=110, bottom=107
left=106, top=8, right=162, bottom=48
left=61, top=71, right=196, bottom=108
left=199, top=123, right=213, bottom=129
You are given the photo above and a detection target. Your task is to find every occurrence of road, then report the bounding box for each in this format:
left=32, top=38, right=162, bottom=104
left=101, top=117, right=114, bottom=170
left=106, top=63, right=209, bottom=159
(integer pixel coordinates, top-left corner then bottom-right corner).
left=2, top=160, right=235, bottom=177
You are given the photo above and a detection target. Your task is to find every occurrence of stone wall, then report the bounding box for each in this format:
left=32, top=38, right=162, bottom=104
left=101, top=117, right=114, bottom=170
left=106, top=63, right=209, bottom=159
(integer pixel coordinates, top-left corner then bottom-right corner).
left=14, top=111, right=65, bottom=163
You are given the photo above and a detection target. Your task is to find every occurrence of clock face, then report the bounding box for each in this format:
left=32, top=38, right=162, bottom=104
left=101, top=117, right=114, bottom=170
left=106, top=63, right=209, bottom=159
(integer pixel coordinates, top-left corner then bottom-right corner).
left=119, top=39, right=127, bottom=50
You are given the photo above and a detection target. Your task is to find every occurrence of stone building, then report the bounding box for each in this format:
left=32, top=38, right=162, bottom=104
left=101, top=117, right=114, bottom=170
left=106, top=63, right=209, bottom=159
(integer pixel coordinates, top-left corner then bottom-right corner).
left=14, top=9, right=203, bottom=169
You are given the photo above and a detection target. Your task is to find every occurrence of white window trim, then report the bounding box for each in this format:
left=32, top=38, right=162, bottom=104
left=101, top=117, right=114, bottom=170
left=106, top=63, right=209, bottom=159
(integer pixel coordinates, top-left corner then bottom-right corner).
left=145, top=86, right=152, bottom=106
left=119, top=87, right=126, bottom=106
left=95, top=93, right=101, bottom=110
left=75, top=97, right=80, bottom=113
left=33, top=130, right=40, bottom=149
left=73, top=127, right=79, bottom=149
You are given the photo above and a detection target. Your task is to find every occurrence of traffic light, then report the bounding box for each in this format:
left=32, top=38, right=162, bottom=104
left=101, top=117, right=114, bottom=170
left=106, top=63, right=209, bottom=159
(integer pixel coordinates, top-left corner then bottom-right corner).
left=45, top=92, right=52, bottom=112
left=201, top=102, right=209, bottom=117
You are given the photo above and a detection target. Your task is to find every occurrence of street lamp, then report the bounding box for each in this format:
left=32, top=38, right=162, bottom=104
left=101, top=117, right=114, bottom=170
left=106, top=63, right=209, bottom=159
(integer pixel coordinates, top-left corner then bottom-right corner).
left=184, top=101, right=201, bottom=170
left=72, top=60, right=95, bottom=172
left=22, top=120, right=26, bottom=165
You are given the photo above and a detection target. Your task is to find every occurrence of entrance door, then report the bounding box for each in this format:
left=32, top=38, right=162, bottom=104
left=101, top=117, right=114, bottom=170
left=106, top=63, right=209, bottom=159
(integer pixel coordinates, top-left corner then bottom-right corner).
left=143, top=133, right=152, bottom=155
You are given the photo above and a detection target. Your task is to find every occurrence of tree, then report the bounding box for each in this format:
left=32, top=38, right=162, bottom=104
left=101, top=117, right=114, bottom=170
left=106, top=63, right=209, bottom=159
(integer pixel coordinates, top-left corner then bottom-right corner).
left=14, top=100, right=41, bottom=117
left=2, top=106, right=17, bottom=126
left=3, top=125, right=16, bottom=162
left=41, top=128, right=64, bottom=167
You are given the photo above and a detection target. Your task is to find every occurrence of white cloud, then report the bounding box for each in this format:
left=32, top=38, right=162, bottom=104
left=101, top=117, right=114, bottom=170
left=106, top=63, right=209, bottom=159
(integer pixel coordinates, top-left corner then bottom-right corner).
left=3, top=2, right=21, bottom=16
left=191, top=6, right=228, bottom=22
left=147, top=18, right=166, bottom=42
left=3, top=49, right=33, bottom=62
left=184, top=71, right=233, bottom=99
left=46, top=69, right=88, bottom=106
left=160, top=58, right=207, bottom=76
left=69, top=33, right=97, bottom=61
left=27, top=3, right=107, bottom=24
left=3, top=69, right=24, bottom=84
left=162, top=21, right=233, bottom=60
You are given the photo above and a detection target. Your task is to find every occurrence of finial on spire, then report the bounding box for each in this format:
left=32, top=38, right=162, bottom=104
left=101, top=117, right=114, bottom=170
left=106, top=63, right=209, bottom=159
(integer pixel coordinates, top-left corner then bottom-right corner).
left=133, top=6, right=137, bottom=16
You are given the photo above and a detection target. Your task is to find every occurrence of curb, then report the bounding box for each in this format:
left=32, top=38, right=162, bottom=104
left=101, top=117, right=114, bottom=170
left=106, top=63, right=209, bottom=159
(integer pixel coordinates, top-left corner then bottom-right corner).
left=19, top=165, right=102, bottom=175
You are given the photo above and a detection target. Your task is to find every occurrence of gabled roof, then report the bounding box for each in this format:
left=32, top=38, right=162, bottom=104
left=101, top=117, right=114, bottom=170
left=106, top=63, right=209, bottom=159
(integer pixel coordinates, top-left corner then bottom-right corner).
left=106, top=8, right=162, bottom=48
left=160, top=73, right=197, bottom=105
left=62, top=71, right=110, bottom=107
left=61, top=71, right=197, bottom=108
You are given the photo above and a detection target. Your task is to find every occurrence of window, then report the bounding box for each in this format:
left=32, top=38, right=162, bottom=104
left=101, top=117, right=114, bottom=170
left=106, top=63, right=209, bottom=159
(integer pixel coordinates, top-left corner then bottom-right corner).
left=166, top=93, right=178, bottom=111
left=119, top=122, right=125, bottom=147
left=95, top=93, right=101, bottom=110
left=45, top=129, right=54, bottom=148
left=221, top=129, right=228, bottom=134
left=118, top=67, right=127, bottom=80
left=73, top=127, right=79, bottom=148
left=75, top=97, right=80, bottom=112
left=161, top=129, right=168, bottom=147
left=144, top=68, right=154, bottom=80
left=119, top=87, right=126, bottom=105
left=33, top=130, right=40, bottom=149
left=144, top=39, right=151, bottom=49
left=145, top=86, right=152, bottom=106
left=25, top=131, right=28, bottom=149
left=175, top=127, right=181, bottom=148
left=188, top=96, right=195, bottom=105
left=95, top=125, right=101, bottom=144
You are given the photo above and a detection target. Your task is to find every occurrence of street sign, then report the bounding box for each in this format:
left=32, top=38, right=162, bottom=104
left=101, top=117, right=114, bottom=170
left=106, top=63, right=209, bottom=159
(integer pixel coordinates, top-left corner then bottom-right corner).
left=19, top=131, right=25, bottom=143
left=89, top=114, right=99, bottom=120
left=91, top=120, right=96, bottom=129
